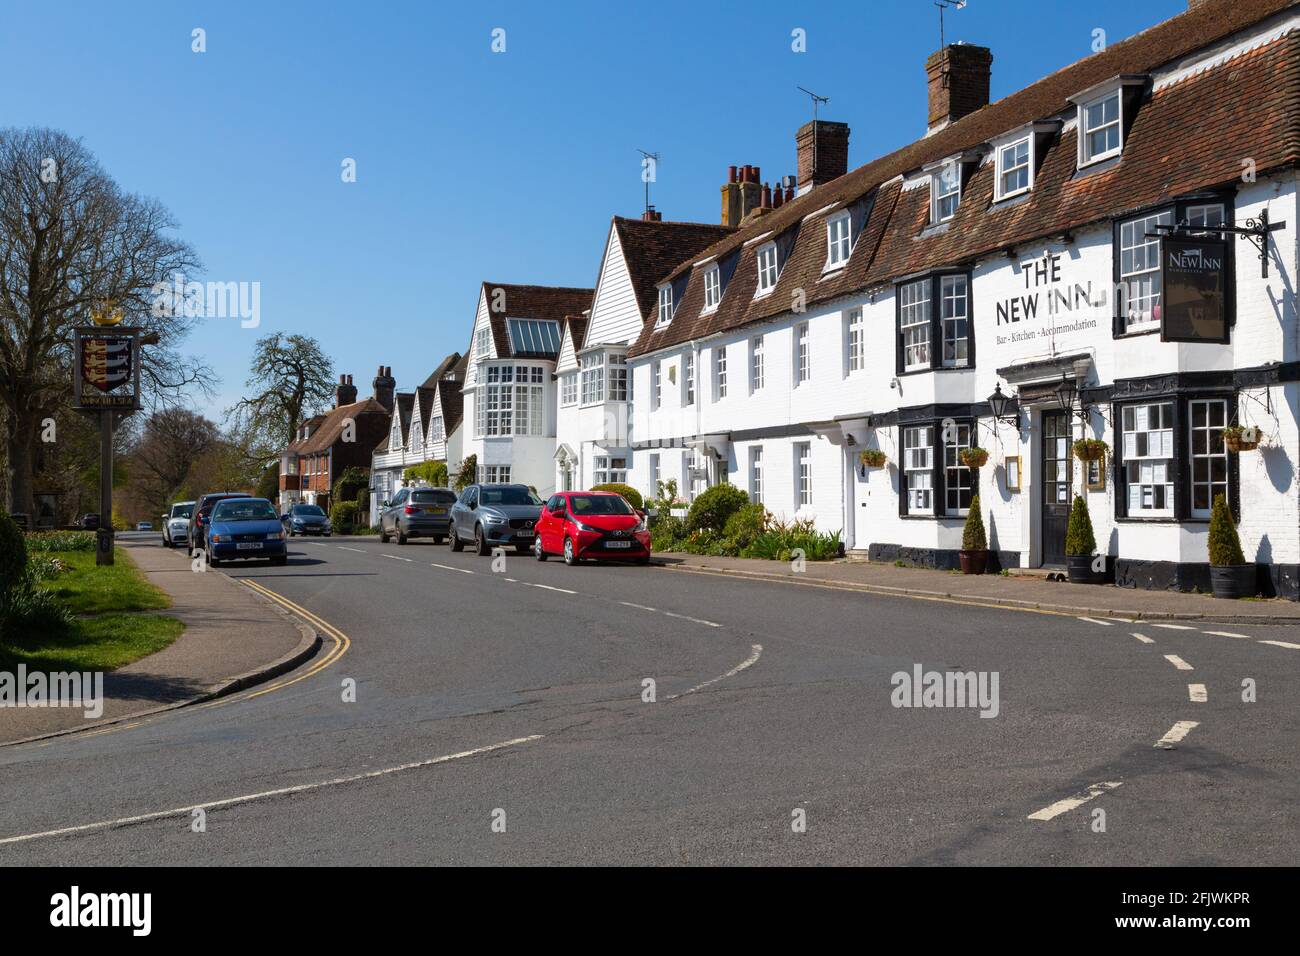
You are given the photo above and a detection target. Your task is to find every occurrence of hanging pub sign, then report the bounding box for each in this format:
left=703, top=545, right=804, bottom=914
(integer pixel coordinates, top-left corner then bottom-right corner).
left=1160, top=235, right=1228, bottom=343
left=73, top=327, right=142, bottom=411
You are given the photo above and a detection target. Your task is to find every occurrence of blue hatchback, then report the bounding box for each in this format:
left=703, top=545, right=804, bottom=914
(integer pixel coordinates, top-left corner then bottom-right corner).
left=205, top=497, right=288, bottom=567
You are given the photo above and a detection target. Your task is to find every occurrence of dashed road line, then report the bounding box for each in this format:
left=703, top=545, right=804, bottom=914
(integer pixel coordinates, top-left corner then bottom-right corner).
left=1203, top=630, right=1250, bottom=639
left=1077, top=617, right=1114, bottom=627
left=620, top=601, right=657, bottom=612
left=1151, top=623, right=1196, bottom=631
left=663, top=611, right=722, bottom=628
left=1164, top=654, right=1194, bottom=671
left=1259, top=639, right=1300, bottom=650
left=381, top=554, right=412, bottom=563
left=524, top=582, right=577, bottom=595
left=1188, top=683, right=1207, bottom=703
left=338, top=547, right=367, bottom=554
left=1027, top=781, right=1122, bottom=821
left=0, top=735, right=543, bottom=846
left=1155, top=720, right=1199, bottom=749
left=665, top=644, right=762, bottom=700
left=1132, top=632, right=1155, bottom=644
left=431, top=563, right=473, bottom=575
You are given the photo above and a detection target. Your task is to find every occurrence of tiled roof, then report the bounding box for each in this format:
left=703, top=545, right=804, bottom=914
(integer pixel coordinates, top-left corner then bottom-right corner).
left=436, top=353, right=468, bottom=435
left=372, top=392, right=416, bottom=453
left=628, top=0, right=1300, bottom=357
left=611, top=217, right=734, bottom=322
left=561, top=313, right=589, bottom=353
left=297, top=397, right=391, bottom=454
left=479, top=282, right=593, bottom=358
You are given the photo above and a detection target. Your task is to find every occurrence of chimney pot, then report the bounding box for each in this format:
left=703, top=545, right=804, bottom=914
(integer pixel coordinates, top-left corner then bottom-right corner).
left=371, top=364, right=396, bottom=413
left=728, top=165, right=738, bottom=184
left=335, top=373, right=358, bottom=408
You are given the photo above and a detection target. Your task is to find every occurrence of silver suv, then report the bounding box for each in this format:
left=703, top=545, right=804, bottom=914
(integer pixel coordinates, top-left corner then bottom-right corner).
left=448, top=484, right=543, bottom=555
left=379, top=486, right=456, bottom=544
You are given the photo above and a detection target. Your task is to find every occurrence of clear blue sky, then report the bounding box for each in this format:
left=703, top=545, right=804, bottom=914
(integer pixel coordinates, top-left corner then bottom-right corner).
left=2, top=0, right=1188, bottom=421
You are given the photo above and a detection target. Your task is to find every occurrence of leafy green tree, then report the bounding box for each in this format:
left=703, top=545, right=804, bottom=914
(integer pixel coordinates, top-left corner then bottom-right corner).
left=403, top=460, right=448, bottom=487
left=453, top=455, right=476, bottom=491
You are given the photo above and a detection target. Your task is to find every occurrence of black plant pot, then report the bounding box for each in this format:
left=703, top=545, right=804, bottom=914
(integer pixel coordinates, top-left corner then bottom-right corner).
left=959, top=549, right=988, bottom=575
left=1066, top=554, right=1100, bottom=584
left=1210, top=563, right=1256, bottom=599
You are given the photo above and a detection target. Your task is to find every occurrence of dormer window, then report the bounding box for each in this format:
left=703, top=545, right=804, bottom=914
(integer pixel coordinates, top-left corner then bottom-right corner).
left=1080, top=91, right=1121, bottom=165
left=656, top=284, right=674, bottom=327
left=825, top=212, right=852, bottom=270
left=931, top=163, right=961, bottom=223
left=755, top=242, right=779, bottom=295
left=702, top=264, right=721, bottom=311
left=996, top=137, right=1031, bottom=200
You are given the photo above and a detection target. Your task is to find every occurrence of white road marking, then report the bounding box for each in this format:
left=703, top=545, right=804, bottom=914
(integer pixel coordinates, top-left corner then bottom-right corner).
left=1132, top=632, right=1155, bottom=644
left=1203, top=630, right=1250, bottom=639
left=1155, top=720, right=1199, bottom=748
left=663, top=611, right=722, bottom=628
left=1077, top=617, right=1113, bottom=627
left=1188, top=683, right=1207, bottom=702
left=0, top=735, right=543, bottom=846
left=431, top=563, right=473, bottom=575
left=1107, top=617, right=1135, bottom=624
left=306, top=543, right=329, bottom=548
left=1259, top=639, right=1300, bottom=650
left=1027, top=781, right=1122, bottom=821
left=666, top=644, right=762, bottom=700
left=1151, top=623, right=1196, bottom=630
left=1164, top=654, right=1194, bottom=671
left=620, top=601, right=657, bottom=612
left=338, top=547, right=367, bottom=554
left=525, top=582, right=577, bottom=595
left=381, top=554, right=412, bottom=562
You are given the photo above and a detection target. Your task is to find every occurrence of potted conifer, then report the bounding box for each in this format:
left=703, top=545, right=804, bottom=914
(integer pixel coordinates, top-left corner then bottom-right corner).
left=959, top=494, right=988, bottom=575
left=1065, top=494, right=1101, bottom=584
left=1208, top=493, right=1255, bottom=598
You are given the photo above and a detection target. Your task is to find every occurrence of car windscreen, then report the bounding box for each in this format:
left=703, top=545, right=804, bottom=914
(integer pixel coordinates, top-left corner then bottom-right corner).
left=480, top=487, right=542, bottom=506
left=172, top=504, right=194, bottom=518
left=211, top=500, right=278, bottom=522
left=411, top=490, right=456, bottom=504
left=291, top=505, right=326, bottom=516
left=568, top=495, right=635, bottom=516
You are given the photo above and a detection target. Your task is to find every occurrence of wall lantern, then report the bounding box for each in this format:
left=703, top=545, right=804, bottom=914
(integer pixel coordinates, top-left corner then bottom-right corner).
left=987, top=382, right=1020, bottom=426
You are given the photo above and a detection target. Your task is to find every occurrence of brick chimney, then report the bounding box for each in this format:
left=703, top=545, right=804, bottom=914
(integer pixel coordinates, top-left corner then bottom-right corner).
left=372, top=365, right=395, bottom=412
left=926, top=43, right=992, bottom=132
left=796, top=121, right=849, bottom=195
left=335, top=373, right=357, bottom=408
left=722, top=165, right=766, bottom=227
left=641, top=206, right=663, bottom=221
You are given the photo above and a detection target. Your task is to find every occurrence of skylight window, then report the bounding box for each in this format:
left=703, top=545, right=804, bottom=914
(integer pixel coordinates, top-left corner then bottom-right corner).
left=506, top=319, right=561, bottom=354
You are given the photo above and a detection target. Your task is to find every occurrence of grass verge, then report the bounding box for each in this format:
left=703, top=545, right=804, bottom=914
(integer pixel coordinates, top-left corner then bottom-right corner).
left=0, top=614, right=184, bottom=672
left=38, top=548, right=171, bottom=615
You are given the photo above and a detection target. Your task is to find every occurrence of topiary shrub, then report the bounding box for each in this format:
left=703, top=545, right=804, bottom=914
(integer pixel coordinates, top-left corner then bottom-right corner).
left=1065, top=495, right=1095, bottom=557
left=723, top=502, right=769, bottom=551
left=1208, top=493, right=1245, bottom=566
left=590, top=482, right=643, bottom=510
left=0, top=512, right=28, bottom=599
left=685, top=483, right=751, bottom=534
left=962, top=495, right=987, bottom=551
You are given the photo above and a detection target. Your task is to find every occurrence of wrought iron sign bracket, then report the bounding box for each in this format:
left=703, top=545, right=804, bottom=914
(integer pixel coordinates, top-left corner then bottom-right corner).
left=1151, top=208, right=1286, bottom=278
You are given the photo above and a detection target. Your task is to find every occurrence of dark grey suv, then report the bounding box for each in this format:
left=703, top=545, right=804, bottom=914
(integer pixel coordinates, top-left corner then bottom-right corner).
left=449, top=483, right=543, bottom=555
left=379, top=486, right=457, bottom=544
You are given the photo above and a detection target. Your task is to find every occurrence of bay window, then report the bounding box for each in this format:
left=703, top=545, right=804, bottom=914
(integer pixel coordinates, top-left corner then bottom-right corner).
left=480, top=365, right=545, bottom=437
left=580, top=353, right=605, bottom=405
left=902, top=426, right=933, bottom=515
left=940, top=275, right=969, bottom=368
left=1121, top=402, right=1174, bottom=517
left=899, top=279, right=931, bottom=371
left=608, top=353, right=628, bottom=401
left=896, top=271, right=973, bottom=374
left=593, top=456, right=628, bottom=484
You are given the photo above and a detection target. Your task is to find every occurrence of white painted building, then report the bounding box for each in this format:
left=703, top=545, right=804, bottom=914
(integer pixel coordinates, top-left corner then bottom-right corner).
left=625, top=0, right=1300, bottom=597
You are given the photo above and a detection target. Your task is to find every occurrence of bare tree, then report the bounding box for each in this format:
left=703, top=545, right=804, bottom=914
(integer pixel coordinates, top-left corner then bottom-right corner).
left=126, top=408, right=221, bottom=513
left=226, top=332, right=336, bottom=465
left=0, top=127, right=212, bottom=515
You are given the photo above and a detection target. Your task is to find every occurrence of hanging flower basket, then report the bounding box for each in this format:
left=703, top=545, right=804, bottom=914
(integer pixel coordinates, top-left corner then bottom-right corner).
left=959, top=447, right=989, bottom=469
left=1072, top=438, right=1108, bottom=462
left=859, top=448, right=887, bottom=468
left=1222, top=425, right=1261, bottom=453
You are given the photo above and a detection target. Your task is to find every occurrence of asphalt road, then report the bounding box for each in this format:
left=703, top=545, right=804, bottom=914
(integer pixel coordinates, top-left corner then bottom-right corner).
left=2, top=532, right=1297, bottom=865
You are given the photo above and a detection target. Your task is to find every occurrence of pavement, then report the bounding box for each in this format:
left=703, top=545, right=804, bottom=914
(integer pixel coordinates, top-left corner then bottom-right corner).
left=657, top=552, right=1300, bottom=624
left=0, top=532, right=1296, bottom=865
left=0, top=535, right=317, bottom=745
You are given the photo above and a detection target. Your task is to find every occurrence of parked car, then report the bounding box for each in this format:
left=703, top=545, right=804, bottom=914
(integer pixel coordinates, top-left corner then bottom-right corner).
left=187, top=492, right=253, bottom=556
left=534, top=491, right=650, bottom=565
left=203, top=497, right=287, bottom=567
left=449, top=483, right=544, bottom=555
left=80, top=513, right=100, bottom=530
left=379, top=486, right=456, bottom=545
left=161, top=500, right=195, bottom=548
left=283, top=503, right=332, bottom=537
left=136, top=521, right=153, bottom=531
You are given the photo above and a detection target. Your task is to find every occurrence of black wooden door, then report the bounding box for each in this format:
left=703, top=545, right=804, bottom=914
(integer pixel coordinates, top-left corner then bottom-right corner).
left=1041, top=411, right=1073, bottom=567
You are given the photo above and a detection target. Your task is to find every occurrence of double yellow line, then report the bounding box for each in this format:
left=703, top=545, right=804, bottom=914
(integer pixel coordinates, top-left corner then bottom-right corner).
left=227, top=579, right=351, bottom=701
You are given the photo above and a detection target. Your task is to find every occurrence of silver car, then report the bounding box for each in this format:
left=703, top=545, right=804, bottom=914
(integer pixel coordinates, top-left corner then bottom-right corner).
left=161, top=500, right=195, bottom=548
left=448, top=484, right=544, bottom=555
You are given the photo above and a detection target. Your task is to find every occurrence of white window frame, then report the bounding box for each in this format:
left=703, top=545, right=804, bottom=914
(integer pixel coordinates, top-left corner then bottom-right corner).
left=649, top=453, right=661, bottom=493
left=593, top=455, right=628, bottom=485
left=903, top=426, right=934, bottom=515
left=845, top=307, right=864, bottom=374
left=580, top=352, right=605, bottom=406
left=702, top=264, right=722, bottom=312
left=481, top=364, right=545, bottom=437
left=931, top=163, right=961, bottom=223
left=682, top=352, right=695, bottom=405
left=795, top=442, right=811, bottom=509
left=899, top=278, right=931, bottom=372
left=825, top=212, right=851, bottom=270
left=560, top=371, right=578, bottom=407
left=755, top=242, right=779, bottom=296
left=475, top=327, right=491, bottom=358
left=651, top=360, right=662, bottom=410
left=1189, top=398, right=1229, bottom=519
left=995, top=136, right=1032, bottom=201
left=794, top=322, right=810, bottom=386
left=940, top=275, right=969, bottom=368
left=656, top=284, right=674, bottom=327
left=750, top=335, right=765, bottom=392
left=715, top=345, right=728, bottom=400
left=749, top=446, right=763, bottom=504
left=608, top=353, right=628, bottom=402
left=429, top=415, right=444, bottom=444
left=1079, top=89, right=1122, bottom=166
left=1121, top=402, right=1174, bottom=517
left=1118, top=209, right=1174, bottom=333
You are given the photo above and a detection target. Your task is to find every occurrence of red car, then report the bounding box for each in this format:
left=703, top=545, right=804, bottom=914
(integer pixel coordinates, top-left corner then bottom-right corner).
left=534, top=491, right=651, bottom=565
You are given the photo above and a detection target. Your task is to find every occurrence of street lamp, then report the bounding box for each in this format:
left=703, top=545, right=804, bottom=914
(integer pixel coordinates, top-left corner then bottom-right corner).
left=1053, top=373, right=1076, bottom=413
left=987, top=382, right=1020, bottom=426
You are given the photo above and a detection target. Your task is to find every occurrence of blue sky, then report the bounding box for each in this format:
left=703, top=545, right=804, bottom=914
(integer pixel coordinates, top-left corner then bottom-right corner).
left=2, top=0, right=1189, bottom=421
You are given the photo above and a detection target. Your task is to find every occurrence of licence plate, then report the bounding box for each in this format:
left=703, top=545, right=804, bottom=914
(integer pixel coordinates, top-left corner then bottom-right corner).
left=605, top=541, right=631, bottom=549
left=236, top=542, right=263, bottom=550
left=515, top=530, right=534, bottom=537
left=425, top=508, right=446, bottom=515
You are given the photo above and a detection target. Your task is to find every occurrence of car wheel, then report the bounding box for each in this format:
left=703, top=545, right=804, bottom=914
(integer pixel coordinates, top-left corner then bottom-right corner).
left=563, top=536, right=579, bottom=566
left=450, top=528, right=464, bottom=552
left=474, top=525, right=490, bottom=556
left=534, top=537, right=547, bottom=561
left=397, top=529, right=408, bottom=545
left=379, top=525, right=389, bottom=543
left=207, top=550, right=220, bottom=568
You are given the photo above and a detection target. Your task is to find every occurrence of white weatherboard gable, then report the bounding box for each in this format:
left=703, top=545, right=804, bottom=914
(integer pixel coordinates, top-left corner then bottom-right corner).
left=585, top=224, right=642, bottom=349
